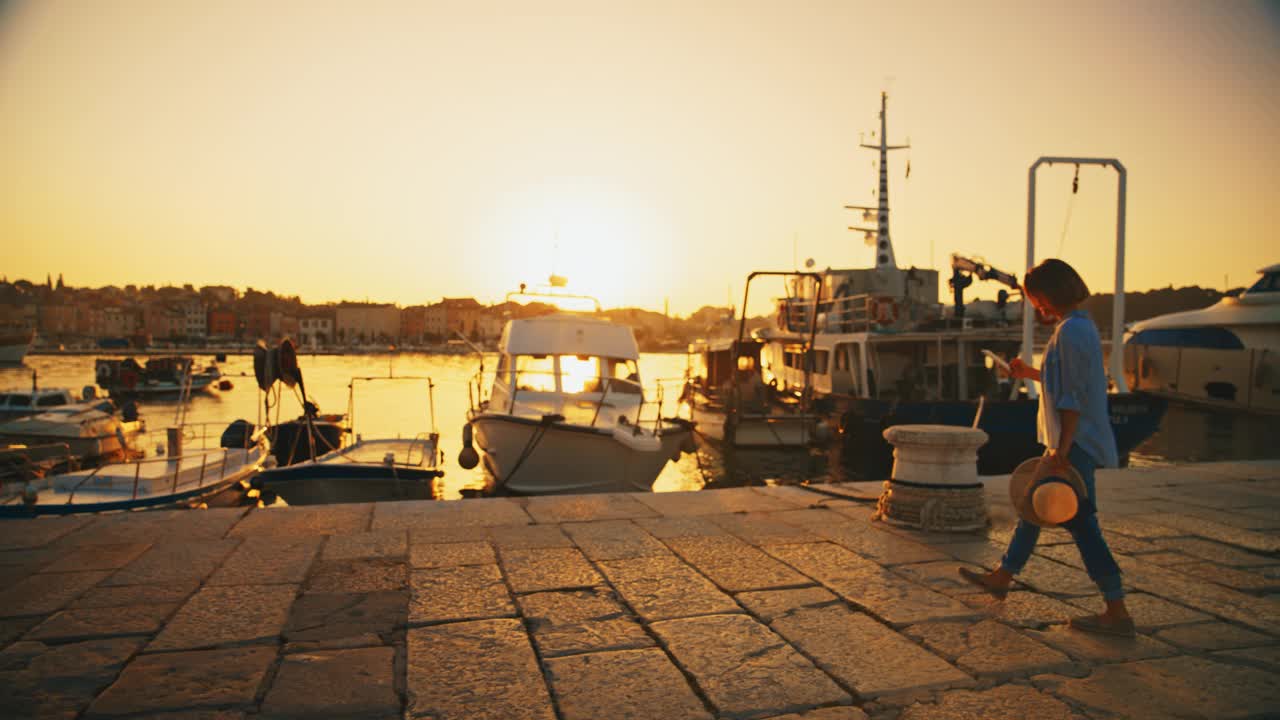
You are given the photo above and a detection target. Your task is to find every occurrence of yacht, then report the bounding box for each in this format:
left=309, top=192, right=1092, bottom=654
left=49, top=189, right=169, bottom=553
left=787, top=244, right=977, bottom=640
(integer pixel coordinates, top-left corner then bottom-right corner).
left=0, top=386, right=79, bottom=419
left=755, top=93, right=1166, bottom=477
left=0, top=329, right=34, bottom=365
left=0, top=398, right=146, bottom=468
left=95, top=356, right=222, bottom=399
left=460, top=293, right=694, bottom=494
left=1124, top=264, right=1280, bottom=413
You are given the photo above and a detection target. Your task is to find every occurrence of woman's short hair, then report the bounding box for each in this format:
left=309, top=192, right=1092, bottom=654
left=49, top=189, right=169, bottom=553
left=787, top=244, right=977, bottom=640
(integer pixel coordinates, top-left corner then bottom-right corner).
left=1023, top=259, right=1090, bottom=308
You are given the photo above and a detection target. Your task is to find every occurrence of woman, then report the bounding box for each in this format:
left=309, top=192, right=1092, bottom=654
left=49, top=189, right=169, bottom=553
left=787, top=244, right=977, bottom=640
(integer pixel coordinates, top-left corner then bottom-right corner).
left=959, top=258, right=1134, bottom=636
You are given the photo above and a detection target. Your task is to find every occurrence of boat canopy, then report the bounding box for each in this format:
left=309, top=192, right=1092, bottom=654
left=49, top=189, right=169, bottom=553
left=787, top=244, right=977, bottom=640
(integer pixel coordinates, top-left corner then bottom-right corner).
left=501, top=314, right=639, bottom=360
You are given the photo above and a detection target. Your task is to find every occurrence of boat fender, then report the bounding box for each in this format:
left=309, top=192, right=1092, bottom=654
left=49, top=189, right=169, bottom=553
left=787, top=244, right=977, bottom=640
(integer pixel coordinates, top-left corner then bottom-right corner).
left=612, top=423, right=662, bottom=453
left=120, top=369, right=139, bottom=390
left=218, top=379, right=234, bottom=391
left=457, top=423, right=480, bottom=469
left=121, top=401, right=139, bottom=423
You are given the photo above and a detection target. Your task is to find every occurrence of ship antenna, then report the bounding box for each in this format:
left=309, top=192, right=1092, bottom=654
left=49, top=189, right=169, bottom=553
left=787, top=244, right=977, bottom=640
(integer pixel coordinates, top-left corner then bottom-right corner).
left=846, top=91, right=910, bottom=271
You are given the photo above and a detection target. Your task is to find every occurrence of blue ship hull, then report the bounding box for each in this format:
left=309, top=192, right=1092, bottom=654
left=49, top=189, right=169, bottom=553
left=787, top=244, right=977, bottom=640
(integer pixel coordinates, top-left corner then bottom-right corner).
left=826, top=392, right=1167, bottom=479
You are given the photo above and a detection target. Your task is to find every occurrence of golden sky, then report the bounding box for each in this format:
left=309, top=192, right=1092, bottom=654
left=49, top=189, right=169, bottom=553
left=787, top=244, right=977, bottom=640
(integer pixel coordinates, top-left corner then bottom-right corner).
left=2, top=0, right=1277, bottom=316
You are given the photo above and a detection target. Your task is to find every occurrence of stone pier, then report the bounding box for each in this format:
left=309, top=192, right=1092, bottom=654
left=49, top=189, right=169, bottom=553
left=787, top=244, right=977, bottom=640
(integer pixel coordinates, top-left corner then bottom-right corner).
left=1, top=460, right=1279, bottom=719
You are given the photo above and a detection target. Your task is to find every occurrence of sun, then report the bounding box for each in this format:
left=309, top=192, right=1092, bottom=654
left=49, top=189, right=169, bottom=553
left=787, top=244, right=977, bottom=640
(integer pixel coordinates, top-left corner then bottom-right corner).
left=485, top=177, right=666, bottom=310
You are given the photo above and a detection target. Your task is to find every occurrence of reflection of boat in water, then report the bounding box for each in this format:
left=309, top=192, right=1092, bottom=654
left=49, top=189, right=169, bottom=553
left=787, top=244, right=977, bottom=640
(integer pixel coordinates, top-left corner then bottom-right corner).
left=249, top=340, right=444, bottom=505
left=1124, top=263, right=1280, bottom=414
left=0, top=422, right=269, bottom=516
left=95, top=356, right=223, bottom=400
left=460, top=287, right=694, bottom=494
left=0, top=330, right=34, bottom=365
left=683, top=305, right=826, bottom=449
left=756, top=93, right=1165, bottom=478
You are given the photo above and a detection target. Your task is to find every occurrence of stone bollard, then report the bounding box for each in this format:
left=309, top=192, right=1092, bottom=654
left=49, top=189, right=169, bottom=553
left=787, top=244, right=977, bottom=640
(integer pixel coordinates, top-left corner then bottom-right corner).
left=875, top=424, right=989, bottom=531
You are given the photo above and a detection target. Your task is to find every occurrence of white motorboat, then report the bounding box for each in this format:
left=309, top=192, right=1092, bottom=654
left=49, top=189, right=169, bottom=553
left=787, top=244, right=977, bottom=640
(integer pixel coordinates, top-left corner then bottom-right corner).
left=460, top=298, right=693, bottom=494
left=1124, top=263, right=1280, bottom=413
left=1, top=423, right=270, bottom=515
left=0, top=330, right=34, bottom=365
left=0, top=387, right=80, bottom=420
left=0, top=399, right=147, bottom=466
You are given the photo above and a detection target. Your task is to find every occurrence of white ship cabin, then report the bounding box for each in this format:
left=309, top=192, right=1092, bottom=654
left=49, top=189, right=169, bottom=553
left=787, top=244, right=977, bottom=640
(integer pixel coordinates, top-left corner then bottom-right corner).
left=489, top=315, right=646, bottom=427
left=764, top=266, right=1029, bottom=403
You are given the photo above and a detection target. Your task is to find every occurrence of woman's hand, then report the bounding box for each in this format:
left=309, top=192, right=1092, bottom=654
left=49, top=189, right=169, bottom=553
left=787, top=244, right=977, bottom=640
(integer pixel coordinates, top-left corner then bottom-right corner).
left=1040, top=449, right=1073, bottom=478
left=1007, top=357, right=1039, bottom=381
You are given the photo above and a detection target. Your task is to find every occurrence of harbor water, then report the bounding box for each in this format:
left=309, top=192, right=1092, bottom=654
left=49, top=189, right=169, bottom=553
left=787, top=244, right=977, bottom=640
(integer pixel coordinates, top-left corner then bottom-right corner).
left=4, top=353, right=1277, bottom=500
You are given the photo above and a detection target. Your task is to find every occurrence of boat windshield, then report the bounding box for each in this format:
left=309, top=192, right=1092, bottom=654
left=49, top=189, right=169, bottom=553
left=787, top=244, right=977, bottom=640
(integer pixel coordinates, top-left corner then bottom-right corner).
left=1246, top=272, right=1278, bottom=294
left=510, top=355, right=641, bottom=395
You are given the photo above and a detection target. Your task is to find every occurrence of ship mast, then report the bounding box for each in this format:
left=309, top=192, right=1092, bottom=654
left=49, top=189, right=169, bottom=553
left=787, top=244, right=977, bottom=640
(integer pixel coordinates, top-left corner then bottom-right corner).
left=846, top=92, right=910, bottom=271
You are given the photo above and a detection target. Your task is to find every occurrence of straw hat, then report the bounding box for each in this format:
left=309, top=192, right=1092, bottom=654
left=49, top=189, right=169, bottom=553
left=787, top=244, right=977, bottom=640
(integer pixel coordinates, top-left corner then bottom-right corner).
left=1009, top=457, right=1089, bottom=527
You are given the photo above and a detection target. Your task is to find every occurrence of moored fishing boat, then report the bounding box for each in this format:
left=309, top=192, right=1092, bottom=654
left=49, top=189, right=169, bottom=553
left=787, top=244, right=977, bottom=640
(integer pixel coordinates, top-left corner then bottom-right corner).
left=459, top=287, right=694, bottom=494
left=0, top=330, right=34, bottom=365
left=95, top=356, right=222, bottom=400
left=0, top=422, right=269, bottom=516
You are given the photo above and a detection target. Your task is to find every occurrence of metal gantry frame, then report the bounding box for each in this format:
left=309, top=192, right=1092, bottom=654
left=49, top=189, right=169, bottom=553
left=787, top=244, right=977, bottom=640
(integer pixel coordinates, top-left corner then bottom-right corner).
left=1021, top=156, right=1128, bottom=396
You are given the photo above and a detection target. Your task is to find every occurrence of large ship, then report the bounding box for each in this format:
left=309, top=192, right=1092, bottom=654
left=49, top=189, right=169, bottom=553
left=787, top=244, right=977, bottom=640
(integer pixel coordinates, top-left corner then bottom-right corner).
left=756, top=93, right=1166, bottom=477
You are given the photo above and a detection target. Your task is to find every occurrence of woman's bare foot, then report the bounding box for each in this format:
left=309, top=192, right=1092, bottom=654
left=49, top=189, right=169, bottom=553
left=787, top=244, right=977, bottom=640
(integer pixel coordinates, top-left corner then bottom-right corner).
left=957, top=567, right=1013, bottom=599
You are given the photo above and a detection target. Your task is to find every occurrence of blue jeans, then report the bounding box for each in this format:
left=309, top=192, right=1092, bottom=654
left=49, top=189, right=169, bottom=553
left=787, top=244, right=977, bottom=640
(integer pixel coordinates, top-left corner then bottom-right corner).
left=999, top=445, right=1125, bottom=601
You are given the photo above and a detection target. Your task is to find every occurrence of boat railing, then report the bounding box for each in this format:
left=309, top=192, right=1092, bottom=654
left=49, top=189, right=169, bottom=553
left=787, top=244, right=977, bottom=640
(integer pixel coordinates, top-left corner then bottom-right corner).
left=0, top=442, right=76, bottom=498
left=64, top=426, right=268, bottom=504
left=133, top=421, right=255, bottom=455
left=778, top=293, right=876, bottom=333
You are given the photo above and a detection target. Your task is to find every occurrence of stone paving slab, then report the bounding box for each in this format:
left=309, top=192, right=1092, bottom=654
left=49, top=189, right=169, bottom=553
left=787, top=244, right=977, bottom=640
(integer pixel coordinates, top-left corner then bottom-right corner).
left=1213, top=645, right=1280, bottom=673
left=516, top=588, right=653, bottom=658
left=409, top=539, right=495, bottom=568
left=891, top=560, right=990, bottom=597
left=0, top=516, right=95, bottom=550
left=26, top=603, right=176, bottom=642
left=1153, top=621, right=1275, bottom=651
left=651, top=613, right=852, bottom=719
left=634, top=515, right=730, bottom=538
left=1152, top=536, right=1277, bottom=567
left=409, top=564, right=515, bottom=625
left=770, top=605, right=975, bottom=699
left=1115, top=556, right=1280, bottom=633
left=633, top=487, right=799, bottom=516
left=896, top=684, right=1083, bottom=720
left=523, top=493, right=659, bottom=523
left=304, top=558, right=406, bottom=593
left=499, top=547, right=602, bottom=593
left=665, top=534, right=812, bottom=593
left=708, top=512, right=821, bottom=545
left=766, top=543, right=980, bottom=627
left=736, top=586, right=841, bottom=624
left=321, top=529, right=407, bottom=561
left=0, top=636, right=144, bottom=718
left=282, top=590, right=406, bottom=650
left=260, top=646, right=399, bottom=719
left=150, top=584, right=298, bottom=651
left=903, top=619, right=1072, bottom=679
left=373, top=497, right=531, bottom=531
left=407, top=618, right=554, bottom=720
left=61, top=509, right=245, bottom=546
left=487, top=523, right=573, bottom=549
left=560, top=519, right=669, bottom=560
left=544, top=647, right=712, bottom=720
left=39, top=542, right=151, bottom=573
left=763, top=707, right=868, bottom=720
left=1026, top=624, right=1178, bottom=664
left=1065, top=592, right=1211, bottom=632
left=598, top=553, right=739, bottom=621
left=70, top=580, right=200, bottom=609
left=104, top=539, right=240, bottom=587
left=231, top=504, right=372, bottom=536
left=207, top=538, right=322, bottom=586
left=1154, top=560, right=1280, bottom=592
left=956, top=591, right=1084, bottom=629
left=0, top=570, right=110, bottom=617
left=1033, top=655, right=1280, bottom=720
left=88, top=645, right=276, bottom=716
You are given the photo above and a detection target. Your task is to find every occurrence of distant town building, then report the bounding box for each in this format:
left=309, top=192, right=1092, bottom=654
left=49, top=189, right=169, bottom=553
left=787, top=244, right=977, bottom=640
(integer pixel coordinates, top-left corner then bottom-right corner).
left=38, top=303, right=77, bottom=337
left=401, top=306, right=428, bottom=344
left=269, top=311, right=299, bottom=341
left=298, top=312, right=333, bottom=346
left=423, top=303, right=448, bottom=339
left=207, top=309, right=237, bottom=339
left=178, top=298, right=207, bottom=337
left=144, top=305, right=185, bottom=340
left=336, top=304, right=399, bottom=344
left=244, top=308, right=272, bottom=341
left=200, top=285, right=238, bottom=305
left=442, top=297, right=483, bottom=339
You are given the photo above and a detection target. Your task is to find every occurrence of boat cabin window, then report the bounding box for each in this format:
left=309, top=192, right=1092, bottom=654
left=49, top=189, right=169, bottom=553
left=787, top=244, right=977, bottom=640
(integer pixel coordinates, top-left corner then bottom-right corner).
left=4, top=394, right=30, bottom=408
left=36, top=394, right=64, bottom=407
left=1247, top=272, right=1278, bottom=294
left=606, top=358, right=642, bottom=394
left=810, top=349, right=829, bottom=375
left=515, top=355, right=557, bottom=392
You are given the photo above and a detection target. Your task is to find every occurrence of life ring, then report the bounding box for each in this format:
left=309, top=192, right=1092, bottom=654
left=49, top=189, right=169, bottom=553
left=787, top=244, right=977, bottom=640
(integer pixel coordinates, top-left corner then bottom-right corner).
left=870, top=297, right=900, bottom=327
